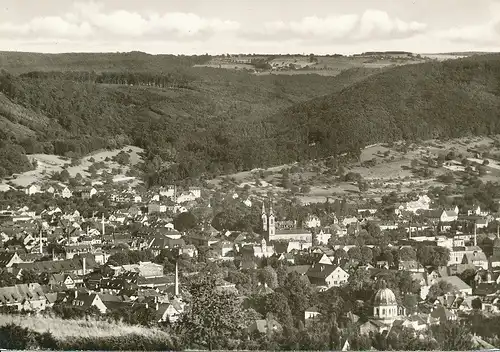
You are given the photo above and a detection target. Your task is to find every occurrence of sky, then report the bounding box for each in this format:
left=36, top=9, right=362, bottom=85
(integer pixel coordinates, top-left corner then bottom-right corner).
left=0, top=0, right=500, bottom=55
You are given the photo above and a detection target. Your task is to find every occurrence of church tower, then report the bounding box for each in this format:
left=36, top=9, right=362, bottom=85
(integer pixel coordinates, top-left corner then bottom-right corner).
left=268, top=200, right=275, bottom=239
left=262, top=202, right=268, bottom=232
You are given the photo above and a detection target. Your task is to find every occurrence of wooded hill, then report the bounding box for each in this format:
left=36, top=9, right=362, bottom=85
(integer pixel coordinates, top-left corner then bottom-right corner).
left=2, top=52, right=500, bottom=184
left=0, top=58, right=376, bottom=181
left=264, top=53, right=500, bottom=163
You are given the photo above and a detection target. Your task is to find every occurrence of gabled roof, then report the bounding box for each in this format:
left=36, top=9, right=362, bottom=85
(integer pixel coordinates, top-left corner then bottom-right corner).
left=307, top=263, right=345, bottom=279
left=439, top=276, right=471, bottom=291
left=0, top=252, right=18, bottom=267
left=0, top=283, right=46, bottom=304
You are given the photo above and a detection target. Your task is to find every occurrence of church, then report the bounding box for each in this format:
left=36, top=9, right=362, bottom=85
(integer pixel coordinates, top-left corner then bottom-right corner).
left=261, top=201, right=313, bottom=243
left=359, top=280, right=407, bottom=335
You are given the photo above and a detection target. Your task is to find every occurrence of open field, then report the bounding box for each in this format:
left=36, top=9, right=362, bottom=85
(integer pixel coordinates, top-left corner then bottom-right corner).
left=195, top=54, right=426, bottom=75
left=0, top=314, right=169, bottom=340
left=1, top=146, right=144, bottom=188
left=208, top=135, right=500, bottom=204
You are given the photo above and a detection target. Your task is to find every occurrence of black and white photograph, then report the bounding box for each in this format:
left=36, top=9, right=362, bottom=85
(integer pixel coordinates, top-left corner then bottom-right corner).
left=1, top=0, right=500, bottom=350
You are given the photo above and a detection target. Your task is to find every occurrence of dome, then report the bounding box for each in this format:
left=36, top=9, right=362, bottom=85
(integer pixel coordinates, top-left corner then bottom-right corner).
left=373, top=281, right=397, bottom=306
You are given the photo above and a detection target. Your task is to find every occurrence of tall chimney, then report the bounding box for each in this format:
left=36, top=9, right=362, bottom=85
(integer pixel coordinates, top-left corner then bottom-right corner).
left=474, top=222, right=477, bottom=247
left=39, top=229, right=43, bottom=254
left=497, top=222, right=499, bottom=239
left=82, top=257, right=87, bottom=276
left=174, top=260, right=179, bottom=297
left=101, top=213, right=105, bottom=236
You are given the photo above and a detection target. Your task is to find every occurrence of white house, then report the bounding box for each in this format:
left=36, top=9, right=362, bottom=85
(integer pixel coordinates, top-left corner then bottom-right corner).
left=405, top=195, right=432, bottom=213
left=25, top=184, right=41, bottom=196
left=305, top=215, right=321, bottom=228
left=61, top=187, right=72, bottom=198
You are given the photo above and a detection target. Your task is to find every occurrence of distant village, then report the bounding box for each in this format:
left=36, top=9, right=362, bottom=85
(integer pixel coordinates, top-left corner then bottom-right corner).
left=0, top=179, right=499, bottom=349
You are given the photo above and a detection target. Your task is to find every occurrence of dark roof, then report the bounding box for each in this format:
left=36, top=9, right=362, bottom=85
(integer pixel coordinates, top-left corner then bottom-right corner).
left=307, top=264, right=341, bottom=279
left=15, top=256, right=98, bottom=274
left=0, top=252, right=17, bottom=267
left=286, top=265, right=311, bottom=275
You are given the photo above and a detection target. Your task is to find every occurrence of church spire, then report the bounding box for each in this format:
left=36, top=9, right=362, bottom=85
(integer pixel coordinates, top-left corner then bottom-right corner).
left=262, top=202, right=266, bottom=215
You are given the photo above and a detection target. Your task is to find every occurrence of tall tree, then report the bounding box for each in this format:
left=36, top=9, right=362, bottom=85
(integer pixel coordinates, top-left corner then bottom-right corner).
left=175, top=277, right=244, bottom=350
left=431, top=321, right=473, bottom=351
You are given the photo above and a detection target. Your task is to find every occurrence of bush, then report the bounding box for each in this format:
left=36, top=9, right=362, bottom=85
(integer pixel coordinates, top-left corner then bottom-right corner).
left=59, top=334, right=174, bottom=351
left=0, top=323, right=57, bottom=349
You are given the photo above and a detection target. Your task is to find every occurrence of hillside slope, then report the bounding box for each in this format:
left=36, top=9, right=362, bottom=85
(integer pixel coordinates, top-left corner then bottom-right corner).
left=0, top=65, right=379, bottom=180
left=264, top=54, right=500, bottom=163
left=0, top=51, right=210, bottom=74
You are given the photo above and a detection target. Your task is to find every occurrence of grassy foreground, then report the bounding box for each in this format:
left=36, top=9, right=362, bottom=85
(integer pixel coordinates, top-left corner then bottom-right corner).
left=0, top=314, right=175, bottom=350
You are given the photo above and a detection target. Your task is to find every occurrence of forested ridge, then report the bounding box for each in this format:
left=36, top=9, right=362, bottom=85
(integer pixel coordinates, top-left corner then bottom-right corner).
left=265, top=54, right=500, bottom=163
left=0, top=60, right=357, bottom=180
left=1, top=53, right=500, bottom=184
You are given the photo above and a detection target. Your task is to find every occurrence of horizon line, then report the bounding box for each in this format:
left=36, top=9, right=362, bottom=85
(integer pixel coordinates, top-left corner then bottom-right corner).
left=0, top=49, right=499, bottom=56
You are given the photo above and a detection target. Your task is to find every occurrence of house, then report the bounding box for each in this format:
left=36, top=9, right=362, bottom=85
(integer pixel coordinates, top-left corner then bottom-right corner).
left=405, top=195, right=432, bottom=213
left=25, top=184, right=42, bottom=196
left=398, top=260, right=424, bottom=273
left=48, top=273, right=79, bottom=290
left=304, top=306, right=321, bottom=322
left=251, top=239, right=275, bottom=258
left=74, top=187, right=97, bottom=200
left=148, top=203, right=166, bottom=214
left=439, top=276, right=472, bottom=296
left=462, top=250, right=488, bottom=270
left=316, top=229, right=332, bottom=245
left=0, top=283, right=47, bottom=311
left=0, top=252, right=24, bottom=268
left=112, top=262, right=164, bottom=278
left=429, top=305, right=457, bottom=324
left=14, top=256, right=98, bottom=276
left=359, top=319, right=390, bottom=335
left=60, top=187, right=73, bottom=199
left=306, top=264, right=349, bottom=290
left=247, top=319, right=282, bottom=335
left=71, top=291, right=108, bottom=314
left=156, top=299, right=185, bottom=323
left=448, top=246, right=484, bottom=266
left=304, top=215, right=321, bottom=228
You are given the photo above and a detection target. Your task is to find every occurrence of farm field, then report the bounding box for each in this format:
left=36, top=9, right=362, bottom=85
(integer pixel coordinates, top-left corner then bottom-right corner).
left=208, top=135, right=500, bottom=205
left=1, top=146, right=144, bottom=188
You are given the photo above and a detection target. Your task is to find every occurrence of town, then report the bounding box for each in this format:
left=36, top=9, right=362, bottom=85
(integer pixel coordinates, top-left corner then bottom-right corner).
left=0, top=147, right=499, bottom=350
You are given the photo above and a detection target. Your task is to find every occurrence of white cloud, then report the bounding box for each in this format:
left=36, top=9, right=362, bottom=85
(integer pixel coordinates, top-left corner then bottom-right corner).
left=0, top=16, right=93, bottom=38
left=432, top=2, right=500, bottom=45
left=0, top=1, right=240, bottom=40
left=247, top=10, right=426, bottom=41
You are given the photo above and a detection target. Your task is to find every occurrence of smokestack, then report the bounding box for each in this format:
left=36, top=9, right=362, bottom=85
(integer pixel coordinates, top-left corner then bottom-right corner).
left=39, top=229, right=43, bottom=254
left=175, top=260, right=179, bottom=297
left=101, top=214, right=105, bottom=236
left=497, top=223, right=499, bottom=239
left=474, top=222, right=477, bottom=247
left=82, top=257, right=86, bottom=276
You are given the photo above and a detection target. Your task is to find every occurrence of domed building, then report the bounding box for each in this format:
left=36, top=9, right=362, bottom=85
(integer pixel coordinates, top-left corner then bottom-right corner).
left=371, top=280, right=406, bottom=324
left=491, top=235, right=500, bottom=268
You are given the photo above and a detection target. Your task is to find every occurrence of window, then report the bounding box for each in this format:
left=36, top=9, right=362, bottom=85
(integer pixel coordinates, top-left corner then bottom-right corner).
left=382, top=309, right=385, bottom=315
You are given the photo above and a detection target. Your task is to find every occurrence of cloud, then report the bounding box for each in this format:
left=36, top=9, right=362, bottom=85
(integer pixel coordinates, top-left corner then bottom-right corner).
left=432, top=2, right=500, bottom=45
left=0, top=1, right=240, bottom=40
left=0, top=16, right=93, bottom=38
left=244, top=9, right=427, bottom=42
